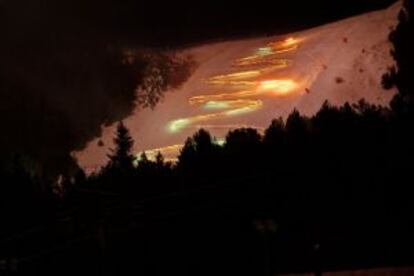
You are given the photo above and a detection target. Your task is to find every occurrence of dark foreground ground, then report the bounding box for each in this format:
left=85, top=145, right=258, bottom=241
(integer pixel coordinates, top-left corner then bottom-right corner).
left=1, top=181, right=413, bottom=276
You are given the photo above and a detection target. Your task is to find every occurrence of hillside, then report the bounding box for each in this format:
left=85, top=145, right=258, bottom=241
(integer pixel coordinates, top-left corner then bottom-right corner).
left=76, top=1, right=401, bottom=171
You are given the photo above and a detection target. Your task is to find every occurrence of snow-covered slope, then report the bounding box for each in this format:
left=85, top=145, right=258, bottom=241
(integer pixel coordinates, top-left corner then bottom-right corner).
left=75, top=1, right=401, bottom=172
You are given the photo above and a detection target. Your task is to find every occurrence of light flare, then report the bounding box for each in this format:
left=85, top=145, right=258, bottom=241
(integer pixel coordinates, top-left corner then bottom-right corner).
left=205, top=80, right=256, bottom=87
left=203, top=100, right=257, bottom=110
left=169, top=118, right=191, bottom=133
left=208, top=71, right=261, bottom=82
left=168, top=100, right=263, bottom=133
left=136, top=144, right=183, bottom=163
left=268, top=37, right=299, bottom=53
left=206, top=63, right=291, bottom=83
left=234, top=57, right=292, bottom=68
left=258, top=79, right=298, bottom=95
left=189, top=90, right=261, bottom=105
left=137, top=139, right=227, bottom=163
left=256, top=47, right=274, bottom=56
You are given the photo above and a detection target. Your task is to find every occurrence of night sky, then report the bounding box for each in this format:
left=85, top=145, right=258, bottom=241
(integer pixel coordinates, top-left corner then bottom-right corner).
left=2, top=0, right=397, bottom=46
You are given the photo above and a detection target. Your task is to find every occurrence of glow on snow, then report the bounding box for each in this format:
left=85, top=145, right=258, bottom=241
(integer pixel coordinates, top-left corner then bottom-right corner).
left=138, top=37, right=301, bottom=162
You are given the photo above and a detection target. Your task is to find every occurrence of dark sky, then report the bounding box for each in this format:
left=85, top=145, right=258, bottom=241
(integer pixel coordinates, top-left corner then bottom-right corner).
left=112, top=0, right=398, bottom=46
left=2, top=0, right=397, bottom=47
left=0, top=0, right=398, bottom=174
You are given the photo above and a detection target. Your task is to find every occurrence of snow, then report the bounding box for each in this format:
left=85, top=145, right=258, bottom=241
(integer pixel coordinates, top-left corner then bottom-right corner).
left=75, top=1, right=401, bottom=172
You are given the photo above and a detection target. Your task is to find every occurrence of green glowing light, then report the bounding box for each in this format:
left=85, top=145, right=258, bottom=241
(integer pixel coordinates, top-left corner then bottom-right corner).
left=225, top=107, right=255, bottom=116
left=203, top=101, right=231, bottom=109
left=168, top=118, right=191, bottom=133
left=214, top=139, right=226, bottom=146
left=256, top=47, right=273, bottom=56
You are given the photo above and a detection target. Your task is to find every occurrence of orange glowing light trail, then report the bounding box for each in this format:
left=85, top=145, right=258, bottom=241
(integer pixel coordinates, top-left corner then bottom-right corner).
left=139, top=38, right=300, bottom=162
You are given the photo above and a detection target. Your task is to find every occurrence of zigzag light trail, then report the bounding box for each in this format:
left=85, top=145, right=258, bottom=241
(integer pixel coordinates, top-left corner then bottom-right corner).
left=139, top=38, right=301, bottom=162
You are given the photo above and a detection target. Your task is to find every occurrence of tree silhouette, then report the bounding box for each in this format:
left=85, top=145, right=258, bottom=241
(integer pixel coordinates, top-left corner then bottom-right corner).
left=136, top=52, right=197, bottom=109
left=224, top=128, right=262, bottom=176
left=263, top=118, right=285, bottom=148
left=285, top=109, right=310, bottom=161
left=225, top=128, right=262, bottom=158
left=177, top=137, right=197, bottom=171
left=382, top=0, right=414, bottom=113
left=107, top=121, right=135, bottom=171
left=155, top=151, right=165, bottom=167
left=178, top=129, right=217, bottom=164
left=176, top=129, right=221, bottom=186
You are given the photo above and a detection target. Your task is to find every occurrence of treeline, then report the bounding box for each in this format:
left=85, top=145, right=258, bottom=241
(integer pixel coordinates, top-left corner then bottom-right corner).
left=77, top=98, right=414, bottom=273
left=1, top=99, right=414, bottom=272
left=86, top=97, right=414, bottom=220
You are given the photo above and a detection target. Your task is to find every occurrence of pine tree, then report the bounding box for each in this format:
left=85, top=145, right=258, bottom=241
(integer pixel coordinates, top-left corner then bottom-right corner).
left=137, top=151, right=153, bottom=172
left=155, top=151, right=165, bottom=167
left=177, top=137, right=196, bottom=170
left=107, top=121, right=135, bottom=171
left=383, top=0, right=414, bottom=110
left=263, top=117, right=285, bottom=147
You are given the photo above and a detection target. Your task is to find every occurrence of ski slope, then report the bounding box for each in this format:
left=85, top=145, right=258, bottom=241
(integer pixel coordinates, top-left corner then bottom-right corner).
left=76, top=1, right=401, bottom=172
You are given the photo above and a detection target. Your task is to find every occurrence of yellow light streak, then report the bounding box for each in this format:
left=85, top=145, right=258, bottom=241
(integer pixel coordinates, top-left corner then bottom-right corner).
left=233, top=57, right=292, bottom=68
left=136, top=144, right=183, bottom=163
left=137, top=139, right=228, bottom=163
left=205, top=80, right=256, bottom=87
left=258, top=79, right=298, bottom=95
left=168, top=99, right=263, bottom=133
left=268, top=37, right=299, bottom=53
left=206, top=64, right=290, bottom=83
left=189, top=90, right=261, bottom=105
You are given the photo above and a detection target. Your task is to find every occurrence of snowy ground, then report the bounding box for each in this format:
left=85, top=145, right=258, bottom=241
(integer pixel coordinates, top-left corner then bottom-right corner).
left=75, top=1, right=400, bottom=172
